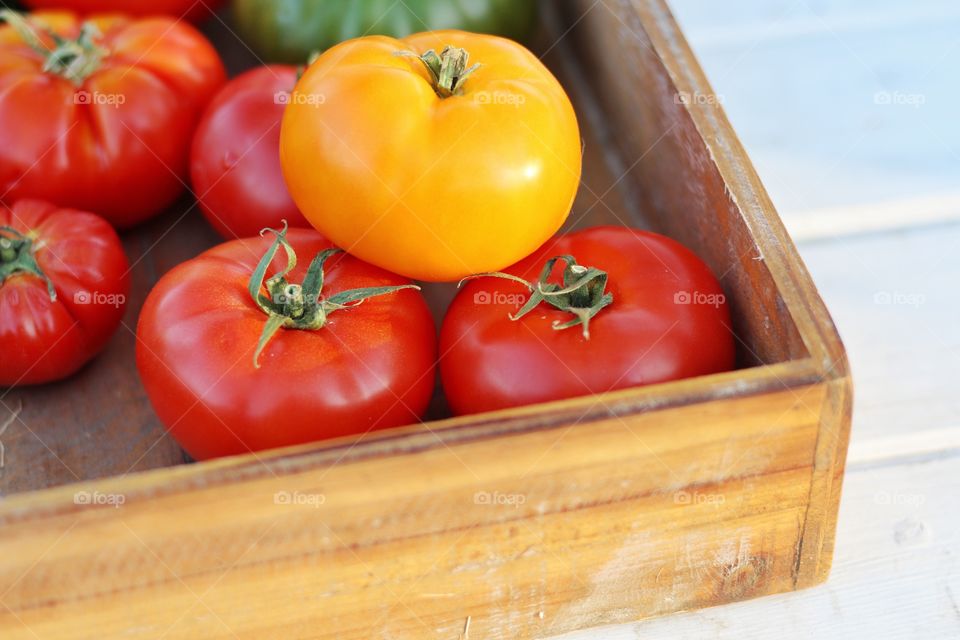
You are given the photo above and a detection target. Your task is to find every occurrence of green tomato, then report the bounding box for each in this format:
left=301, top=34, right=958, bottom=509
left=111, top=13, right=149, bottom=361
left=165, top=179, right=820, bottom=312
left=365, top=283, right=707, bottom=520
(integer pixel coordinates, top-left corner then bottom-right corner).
left=231, top=0, right=539, bottom=63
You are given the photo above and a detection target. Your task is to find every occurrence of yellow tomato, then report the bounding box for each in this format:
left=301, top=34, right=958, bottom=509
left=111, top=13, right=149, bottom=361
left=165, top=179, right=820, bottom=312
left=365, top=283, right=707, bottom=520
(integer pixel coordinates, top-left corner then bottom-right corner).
left=279, top=30, right=581, bottom=282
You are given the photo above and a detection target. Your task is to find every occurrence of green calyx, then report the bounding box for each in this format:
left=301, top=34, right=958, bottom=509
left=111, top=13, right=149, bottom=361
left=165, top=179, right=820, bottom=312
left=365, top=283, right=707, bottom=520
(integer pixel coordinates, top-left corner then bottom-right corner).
left=0, top=9, right=107, bottom=85
left=293, top=50, right=321, bottom=84
left=0, top=226, right=56, bottom=301
left=463, top=255, right=614, bottom=340
left=397, top=45, right=480, bottom=98
left=248, top=224, right=420, bottom=368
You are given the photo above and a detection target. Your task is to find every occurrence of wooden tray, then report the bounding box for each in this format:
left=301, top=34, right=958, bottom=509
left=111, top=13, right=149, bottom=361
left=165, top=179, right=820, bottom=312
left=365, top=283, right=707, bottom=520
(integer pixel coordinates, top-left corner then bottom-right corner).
left=0, top=1, right=852, bottom=638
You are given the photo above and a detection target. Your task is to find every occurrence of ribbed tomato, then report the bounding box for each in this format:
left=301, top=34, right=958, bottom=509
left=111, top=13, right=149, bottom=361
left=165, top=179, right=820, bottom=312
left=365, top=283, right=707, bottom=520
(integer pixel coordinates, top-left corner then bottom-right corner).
left=0, top=199, right=129, bottom=386
left=281, top=30, right=581, bottom=282
left=0, top=10, right=225, bottom=227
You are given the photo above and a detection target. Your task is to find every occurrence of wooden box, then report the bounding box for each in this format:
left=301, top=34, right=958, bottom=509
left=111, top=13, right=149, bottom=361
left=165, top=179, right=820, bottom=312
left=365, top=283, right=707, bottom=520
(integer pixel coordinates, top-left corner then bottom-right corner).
left=0, top=1, right=852, bottom=638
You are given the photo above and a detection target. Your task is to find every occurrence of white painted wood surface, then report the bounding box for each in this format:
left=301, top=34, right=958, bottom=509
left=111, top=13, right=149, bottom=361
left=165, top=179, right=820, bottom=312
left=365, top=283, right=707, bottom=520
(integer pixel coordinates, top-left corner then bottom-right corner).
left=554, top=1, right=960, bottom=637
left=558, top=454, right=960, bottom=639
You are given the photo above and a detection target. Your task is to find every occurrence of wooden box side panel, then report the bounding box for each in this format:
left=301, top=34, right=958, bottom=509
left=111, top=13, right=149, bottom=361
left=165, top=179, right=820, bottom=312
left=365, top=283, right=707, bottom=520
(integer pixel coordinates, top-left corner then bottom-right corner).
left=0, top=384, right=825, bottom=639
left=795, top=376, right=854, bottom=586
left=558, top=0, right=854, bottom=587
left=559, top=0, right=809, bottom=367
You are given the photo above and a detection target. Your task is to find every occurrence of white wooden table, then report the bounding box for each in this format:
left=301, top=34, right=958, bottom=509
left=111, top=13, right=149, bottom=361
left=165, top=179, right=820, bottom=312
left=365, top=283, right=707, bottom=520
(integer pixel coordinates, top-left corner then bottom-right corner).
left=556, top=1, right=960, bottom=637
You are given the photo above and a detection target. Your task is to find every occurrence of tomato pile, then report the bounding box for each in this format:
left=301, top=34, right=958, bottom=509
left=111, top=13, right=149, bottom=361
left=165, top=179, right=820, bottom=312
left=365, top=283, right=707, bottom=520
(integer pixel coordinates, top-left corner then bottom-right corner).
left=0, top=4, right=735, bottom=460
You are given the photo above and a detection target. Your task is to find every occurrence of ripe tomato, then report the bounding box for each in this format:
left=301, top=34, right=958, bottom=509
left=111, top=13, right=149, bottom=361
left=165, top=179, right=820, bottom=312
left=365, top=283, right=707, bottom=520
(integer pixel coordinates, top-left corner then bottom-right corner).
left=0, top=199, right=129, bottom=386
left=136, top=226, right=437, bottom=460
left=190, top=65, right=309, bottom=239
left=280, top=30, right=581, bottom=282
left=21, top=0, right=225, bottom=22
left=0, top=10, right=226, bottom=227
left=440, top=226, right=736, bottom=415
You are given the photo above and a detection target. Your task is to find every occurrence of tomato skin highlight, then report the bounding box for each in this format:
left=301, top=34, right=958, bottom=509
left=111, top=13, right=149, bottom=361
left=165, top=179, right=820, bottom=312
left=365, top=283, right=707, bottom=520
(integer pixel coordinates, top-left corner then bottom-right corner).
left=0, top=199, right=130, bottom=386
left=21, top=0, right=225, bottom=22
left=440, top=226, right=736, bottom=415
left=136, top=229, right=438, bottom=461
left=190, top=65, right=309, bottom=239
left=0, top=11, right=226, bottom=227
left=280, top=30, right=581, bottom=282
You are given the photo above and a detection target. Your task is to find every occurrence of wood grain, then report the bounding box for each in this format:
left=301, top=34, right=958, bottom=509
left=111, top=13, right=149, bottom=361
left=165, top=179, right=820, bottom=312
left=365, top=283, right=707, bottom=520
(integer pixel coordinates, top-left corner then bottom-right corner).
left=0, top=384, right=824, bottom=639
left=574, top=451, right=960, bottom=640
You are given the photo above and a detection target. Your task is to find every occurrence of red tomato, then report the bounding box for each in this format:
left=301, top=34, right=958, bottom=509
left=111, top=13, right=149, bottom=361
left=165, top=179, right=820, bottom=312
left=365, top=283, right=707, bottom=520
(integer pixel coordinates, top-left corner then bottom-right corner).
left=21, top=0, right=225, bottom=22
left=136, top=227, right=437, bottom=460
left=440, top=226, right=736, bottom=415
left=0, top=11, right=226, bottom=227
left=190, top=65, right=309, bottom=239
left=0, top=199, right=129, bottom=386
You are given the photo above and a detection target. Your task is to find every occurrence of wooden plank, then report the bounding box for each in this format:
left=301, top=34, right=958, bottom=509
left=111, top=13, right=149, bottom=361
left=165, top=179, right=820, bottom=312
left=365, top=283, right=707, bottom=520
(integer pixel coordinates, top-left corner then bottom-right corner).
left=781, top=192, right=960, bottom=244
left=669, top=0, right=960, bottom=45
left=0, top=385, right=825, bottom=640
left=798, top=222, right=960, bottom=460
left=668, top=0, right=960, bottom=217
left=554, top=450, right=960, bottom=639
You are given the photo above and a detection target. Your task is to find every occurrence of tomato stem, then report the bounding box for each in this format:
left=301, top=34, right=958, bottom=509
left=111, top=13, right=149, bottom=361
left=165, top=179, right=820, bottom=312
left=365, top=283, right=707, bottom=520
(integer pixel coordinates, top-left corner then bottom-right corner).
left=0, top=226, right=56, bottom=301
left=248, top=223, right=420, bottom=368
left=0, top=10, right=107, bottom=85
left=397, top=45, right=480, bottom=98
left=462, top=255, right=614, bottom=339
